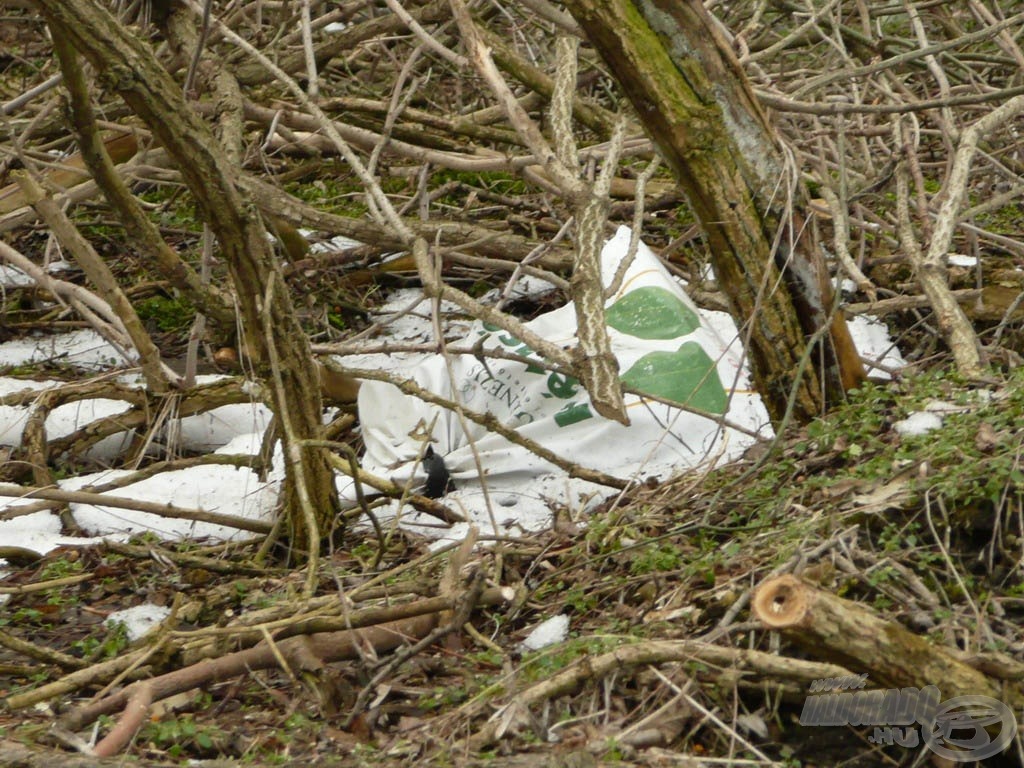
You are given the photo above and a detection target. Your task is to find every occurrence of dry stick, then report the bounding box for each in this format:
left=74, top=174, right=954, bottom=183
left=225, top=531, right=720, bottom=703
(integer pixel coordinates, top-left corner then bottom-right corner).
left=262, top=274, right=319, bottom=596
left=324, top=340, right=765, bottom=440
left=177, top=0, right=239, bottom=381
left=759, top=84, right=1024, bottom=118
left=0, top=483, right=273, bottom=535
left=0, top=73, right=64, bottom=115
left=48, top=36, right=233, bottom=325
left=171, top=581, right=496, bottom=659
left=746, top=0, right=842, bottom=63
left=751, top=575, right=1010, bottom=703
left=4, top=648, right=152, bottom=711
left=817, top=184, right=874, bottom=297
left=450, top=1, right=576, bottom=194
left=0, top=171, right=107, bottom=234
left=184, top=0, right=414, bottom=242
left=103, top=540, right=272, bottom=576
left=497, top=217, right=574, bottom=310
left=446, top=245, right=571, bottom=291
left=791, top=10, right=1024, bottom=99
left=345, top=360, right=628, bottom=491
left=0, top=120, right=133, bottom=211
left=90, top=682, right=153, bottom=758
left=604, top=155, right=661, bottom=299
left=0, top=239, right=133, bottom=351
left=242, top=99, right=524, bottom=172
left=706, top=525, right=862, bottom=643
left=480, top=26, right=622, bottom=140
left=383, top=0, right=466, bottom=67
left=966, top=0, right=1024, bottom=70
left=236, top=163, right=575, bottom=270
left=844, top=288, right=981, bottom=317
left=929, top=96, right=1024, bottom=297
left=904, top=0, right=956, bottom=143
left=22, top=387, right=57, bottom=492
left=0, top=572, right=94, bottom=596
left=956, top=218, right=1024, bottom=260
left=0, top=627, right=85, bottom=670
left=26, top=375, right=251, bottom=462
left=299, top=0, right=318, bottom=99
left=250, top=102, right=651, bottom=176
left=421, top=248, right=502, bottom=537
left=182, top=3, right=617, bottom=447
left=449, top=3, right=627, bottom=422
left=183, top=0, right=213, bottom=96
left=892, top=117, right=984, bottom=379
left=16, top=171, right=173, bottom=394
left=814, top=104, right=875, bottom=299
left=652, top=665, right=772, bottom=762
left=514, top=0, right=579, bottom=33
left=20, top=386, right=83, bottom=531
left=59, top=588, right=511, bottom=735
left=89, top=595, right=184, bottom=748
left=457, top=639, right=850, bottom=752
left=312, top=442, right=465, bottom=525
left=900, top=114, right=934, bottom=241
left=344, top=530, right=481, bottom=728
left=410, top=237, right=576, bottom=372
left=321, top=440, right=386, bottom=567
left=0, top=375, right=145, bottom=409
left=364, top=44, right=425, bottom=185
left=317, top=95, right=523, bottom=147
left=991, top=290, right=1024, bottom=347
left=960, top=184, right=1024, bottom=223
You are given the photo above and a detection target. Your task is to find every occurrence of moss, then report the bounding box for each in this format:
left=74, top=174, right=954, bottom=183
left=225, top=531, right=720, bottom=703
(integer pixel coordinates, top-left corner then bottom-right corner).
left=136, top=294, right=195, bottom=332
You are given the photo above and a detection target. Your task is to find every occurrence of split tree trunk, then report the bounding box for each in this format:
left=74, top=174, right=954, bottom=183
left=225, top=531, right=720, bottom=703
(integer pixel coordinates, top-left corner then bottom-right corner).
left=35, top=0, right=338, bottom=560
left=564, top=0, right=865, bottom=423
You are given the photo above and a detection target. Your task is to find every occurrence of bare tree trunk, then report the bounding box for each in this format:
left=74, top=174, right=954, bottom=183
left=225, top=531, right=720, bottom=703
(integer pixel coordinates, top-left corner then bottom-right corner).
left=35, top=0, right=338, bottom=560
left=564, top=0, right=865, bottom=423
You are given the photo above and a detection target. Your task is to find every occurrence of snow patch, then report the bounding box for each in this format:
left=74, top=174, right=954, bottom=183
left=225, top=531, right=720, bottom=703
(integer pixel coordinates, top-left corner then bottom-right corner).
left=894, top=411, right=943, bottom=437
left=847, top=316, right=906, bottom=379
left=519, top=614, right=570, bottom=651
left=106, top=603, right=172, bottom=642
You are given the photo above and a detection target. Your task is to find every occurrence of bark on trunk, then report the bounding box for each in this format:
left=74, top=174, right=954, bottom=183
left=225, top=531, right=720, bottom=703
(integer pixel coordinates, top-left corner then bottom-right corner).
left=35, top=0, right=338, bottom=560
left=564, top=0, right=865, bottom=423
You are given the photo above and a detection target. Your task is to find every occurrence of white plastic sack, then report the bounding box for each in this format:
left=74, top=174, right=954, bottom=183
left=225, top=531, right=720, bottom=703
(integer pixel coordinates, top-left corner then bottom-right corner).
left=349, top=226, right=772, bottom=537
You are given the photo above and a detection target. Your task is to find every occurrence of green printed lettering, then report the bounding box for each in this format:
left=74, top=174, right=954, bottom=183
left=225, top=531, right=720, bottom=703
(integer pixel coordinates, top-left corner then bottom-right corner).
left=554, top=401, right=592, bottom=427
left=547, top=371, right=579, bottom=398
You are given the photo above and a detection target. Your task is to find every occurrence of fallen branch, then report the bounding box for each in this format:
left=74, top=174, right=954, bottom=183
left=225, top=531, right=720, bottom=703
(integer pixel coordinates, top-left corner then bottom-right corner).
left=751, top=574, right=1021, bottom=707
left=0, top=483, right=273, bottom=535
left=457, top=638, right=853, bottom=751
left=58, top=586, right=512, bottom=755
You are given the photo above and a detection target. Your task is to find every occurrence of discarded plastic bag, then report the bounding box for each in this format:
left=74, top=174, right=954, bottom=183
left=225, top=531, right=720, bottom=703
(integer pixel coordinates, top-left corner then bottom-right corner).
left=347, top=226, right=772, bottom=536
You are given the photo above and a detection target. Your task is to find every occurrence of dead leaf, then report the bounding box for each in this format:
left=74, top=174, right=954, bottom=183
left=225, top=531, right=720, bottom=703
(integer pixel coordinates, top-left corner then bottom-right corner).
left=850, top=476, right=912, bottom=513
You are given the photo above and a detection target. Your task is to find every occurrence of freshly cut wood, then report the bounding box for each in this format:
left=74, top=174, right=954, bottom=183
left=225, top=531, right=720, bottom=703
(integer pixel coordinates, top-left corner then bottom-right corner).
left=752, top=575, right=1015, bottom=704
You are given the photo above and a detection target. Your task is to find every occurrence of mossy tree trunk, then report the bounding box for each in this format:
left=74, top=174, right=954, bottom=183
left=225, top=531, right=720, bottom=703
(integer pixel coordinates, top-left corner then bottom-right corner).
left=564, top=0, right=865, bottom=423
left=35, top=0, right=338, bottom=560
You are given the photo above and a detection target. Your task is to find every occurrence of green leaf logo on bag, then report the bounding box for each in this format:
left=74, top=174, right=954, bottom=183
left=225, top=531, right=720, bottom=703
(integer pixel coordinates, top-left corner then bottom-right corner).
left=606, top=286, right=700, bottom=339
left=620, top=342, right=728, bottom=414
